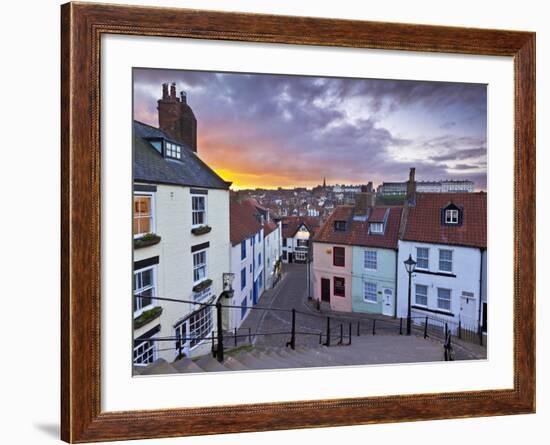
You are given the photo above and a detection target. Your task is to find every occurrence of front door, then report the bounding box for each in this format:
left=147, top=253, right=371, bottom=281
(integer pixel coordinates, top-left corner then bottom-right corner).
left=321, top=278, right=330, bottom=303
left=382, top=288, right=393, bottom=316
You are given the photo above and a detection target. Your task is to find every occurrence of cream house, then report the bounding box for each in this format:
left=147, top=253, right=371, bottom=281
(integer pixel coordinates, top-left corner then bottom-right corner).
left=132, top=85, right=231, bottom=369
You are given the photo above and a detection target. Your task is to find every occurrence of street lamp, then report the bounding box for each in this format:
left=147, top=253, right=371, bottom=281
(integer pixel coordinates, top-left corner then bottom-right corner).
left=216, top=273, right=235, bottom=363
left=404, top=254, right=417, bottom=335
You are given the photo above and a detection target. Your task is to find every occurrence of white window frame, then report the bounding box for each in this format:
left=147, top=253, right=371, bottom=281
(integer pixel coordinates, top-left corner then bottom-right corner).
left=415, top=284, right=428, bottom=307
left=369, top=222, right=384, bottom=234
left=191, top=194, right=207, bottom=227
left=363, top=281, right=378, bottom=303
left=445, top=209, right=459, bottom=224
left=174, top=306, right=214, bottom=357
left=438, top=249, right=454, bottom=273
left=364, top=250, right=377, bottom=270
left=133, top=192, right=155, bottom=238
left=165, top=141, right=182, bottom=159
left=133, top=265, right=156, bottom=316
left=133, top=337, right=157, bottom=366
left=437, top=287, right=452, bottom=312
left=192, top=249, right=208, bottom=284
left=416, top=247, right=429, bottom=270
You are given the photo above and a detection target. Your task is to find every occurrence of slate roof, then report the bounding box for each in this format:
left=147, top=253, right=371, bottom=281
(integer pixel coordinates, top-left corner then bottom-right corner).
left=133, top=121, right=230, bottom=190
left=402, top=192, right=486, bottom=249
left=230, top=199, right=263, bottom=246
left=281, top=216, right=320, bottom=239
left=314, top=205, right=402, bottom=250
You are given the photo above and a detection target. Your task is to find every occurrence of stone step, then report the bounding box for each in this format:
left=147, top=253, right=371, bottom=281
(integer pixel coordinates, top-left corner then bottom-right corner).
left=139, top=358, right=179, bottom=375
left=223, top=356, right=248, bottom=371
left=172, top=357, right=203, bottom=373
left=235, top=351, right=287, bottom=370
left=195, top=355, right=230, bottom=372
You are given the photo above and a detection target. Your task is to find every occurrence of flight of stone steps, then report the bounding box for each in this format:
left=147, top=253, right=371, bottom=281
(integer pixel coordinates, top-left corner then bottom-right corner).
left=134, top=334, right=458, bottom=375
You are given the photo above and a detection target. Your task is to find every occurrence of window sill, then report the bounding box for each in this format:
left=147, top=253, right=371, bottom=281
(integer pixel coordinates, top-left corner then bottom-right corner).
left=192, top=278, right=213, bottom=293
left=134, top=234, right=161, bottom=249
left=191, top=225, right=212, bottom=236
left=363, top=299, right=378, bottom=304
left=134, top=306, right=163, bottom=330
left=411, top=305, right=455, bottom=317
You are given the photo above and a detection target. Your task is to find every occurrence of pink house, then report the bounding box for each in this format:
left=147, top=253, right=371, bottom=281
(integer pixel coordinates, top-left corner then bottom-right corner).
left=312, top=206, right=354, bottom=312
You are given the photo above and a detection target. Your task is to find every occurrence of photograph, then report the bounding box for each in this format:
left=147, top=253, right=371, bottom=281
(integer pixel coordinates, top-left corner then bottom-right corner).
left=132, top=68, right=488, bottom=375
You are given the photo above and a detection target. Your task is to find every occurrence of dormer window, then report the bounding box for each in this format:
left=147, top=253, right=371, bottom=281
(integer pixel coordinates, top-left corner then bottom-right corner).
left=334, top=220, right=347, bottom=231
left=445, top=209, right=459, bottom=224
left=165, top=141, right=182, bottom=159
left=441, top=203, right=462, bottom=226
left=369, top=222, right=384, bottom=234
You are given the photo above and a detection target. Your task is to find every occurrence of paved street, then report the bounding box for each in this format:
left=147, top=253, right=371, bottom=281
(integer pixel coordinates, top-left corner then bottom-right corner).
left=236, top=264, right=486, bottom=362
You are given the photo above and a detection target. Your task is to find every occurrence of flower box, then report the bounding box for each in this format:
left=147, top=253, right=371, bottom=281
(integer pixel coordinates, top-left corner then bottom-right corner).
left=191, top=225, right=212, bottom=235
left=134, top=233, right=161, bottom=249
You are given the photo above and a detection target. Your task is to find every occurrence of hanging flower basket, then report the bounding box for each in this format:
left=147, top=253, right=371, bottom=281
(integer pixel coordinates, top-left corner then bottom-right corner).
left=134, top=233, right=161, bottom=249
left=191, top=225, right=212, bottom=235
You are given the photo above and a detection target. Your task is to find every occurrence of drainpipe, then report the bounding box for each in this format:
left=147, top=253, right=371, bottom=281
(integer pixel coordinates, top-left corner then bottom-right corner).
left=393, top=248, right=398, bottom=319
left=478, top=248, right=484, bottom=336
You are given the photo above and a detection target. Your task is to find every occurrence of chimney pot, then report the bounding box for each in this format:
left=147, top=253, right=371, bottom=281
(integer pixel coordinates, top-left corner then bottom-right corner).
left=162, top=83, right=169, bottom=100
left=170, top=82, right=176, bottom=100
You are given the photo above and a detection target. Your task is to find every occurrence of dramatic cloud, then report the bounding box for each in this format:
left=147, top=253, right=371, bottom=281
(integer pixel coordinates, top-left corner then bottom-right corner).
left=133, top=68, right=487, bottom=190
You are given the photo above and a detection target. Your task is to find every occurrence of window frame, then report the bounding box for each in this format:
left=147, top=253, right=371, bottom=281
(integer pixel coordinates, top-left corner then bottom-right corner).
left=363, top=250, right=377, bottom=270
left=240, top=240, right=247, bottom=261
left=437, top=287, right=452, bottom=312
left=415, top=283, right=428, bottom=307
left=191, top=194, right=207, bottom=228
left=333, top=246, right=346, bottom=267
left=241, top=267, right=247, bottom=290
left=133, top=265, right=157, bottom=316
left=438, top=248, right=454, bottom=273
left=133, top=192, right=155, bottom=238
left=363, top=281, right=377, bottom=303
left=133, top=337, right=157, bottom=366
left=333, top=276, right=346, bottom=297
left=192, top=249, right=208, bottom=285
left=445, top=208, right=459, bottom=224
left=416, top=247, right=430, bottom=270
left=369, top=222, right=384, bottom=234
left=164, top=141, right=182, bottom=159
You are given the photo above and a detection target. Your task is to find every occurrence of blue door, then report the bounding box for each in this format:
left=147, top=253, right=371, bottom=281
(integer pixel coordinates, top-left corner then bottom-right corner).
left=253, top=280, right=258, bottom=305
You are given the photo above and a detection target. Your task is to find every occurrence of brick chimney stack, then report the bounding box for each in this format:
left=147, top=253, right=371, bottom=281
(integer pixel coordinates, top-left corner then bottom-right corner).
left=355, top=184, right=375, bottom=218
left=157, top=82, right=198, bottom=152
left=406, top=167, right=416, bottom=202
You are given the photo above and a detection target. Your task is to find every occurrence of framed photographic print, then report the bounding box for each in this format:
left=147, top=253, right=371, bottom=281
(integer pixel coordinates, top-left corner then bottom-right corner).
left=61, top=2, right=535, bottom=443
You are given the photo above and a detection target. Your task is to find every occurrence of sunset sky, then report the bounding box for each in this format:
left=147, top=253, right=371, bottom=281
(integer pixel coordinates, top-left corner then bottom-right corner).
left=133, top=68, right=487, bottom=191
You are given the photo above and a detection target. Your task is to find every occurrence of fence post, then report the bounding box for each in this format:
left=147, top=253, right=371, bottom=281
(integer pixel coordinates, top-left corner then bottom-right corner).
left=339, top=324, right=343, bottom=345
left=216, top=301, right=224, bottom=363
left=234, top=327, right=238, bottom=347
left=424, top=316, right=428, bottom=339
left=348, top=323, right=352, bottom=345
left=372, top=319, right=376, bottom=335
left=289, top=308, right=296, bottom=350
left=399, top=318, right=403, bottom=335
left=211, top=331, right=215, bottom=358
left=458, top=320, right=462, bottom=340
left=248, top=327, right=252, bottom=344
left=319, top=332, right=322, bottom=345
left=357, top=321, right=360, bottom=337
left=325, top=317, right=331, bottom=346
left=479, top=324, right=484, bottom=346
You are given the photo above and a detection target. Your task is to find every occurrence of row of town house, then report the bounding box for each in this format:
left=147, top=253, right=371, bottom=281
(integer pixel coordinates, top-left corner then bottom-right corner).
left=132, top=84, right=282, bottom=369
left=312, top=168, right=487, bottom=338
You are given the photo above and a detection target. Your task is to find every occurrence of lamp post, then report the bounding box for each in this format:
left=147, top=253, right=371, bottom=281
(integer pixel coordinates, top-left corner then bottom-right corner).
left=404, top=254, right=417, bottom=335
left=216, top=272, right=235, bottom=362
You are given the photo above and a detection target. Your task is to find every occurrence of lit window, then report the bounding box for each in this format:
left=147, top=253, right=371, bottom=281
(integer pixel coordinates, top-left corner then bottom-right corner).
left=165, top=141, right=182, bottom=159
left=415, top=284, right=428, bottom=306
left=133, top=266, right=156, bottom=313
left=192, top=195, right=206, bottom=226
left=439, top=249, right=453, bottom=272
left=364, top=250, right=377, bottom=270
left=193, top=250, right=207, bottom=283
left=445, top=209, right=459, bottom=224
left=416, top=247, right=429, bottom=269
left=133, top=194, right=154, bottom=236
left=437, top=288, right=452, bottom=311
left=363, top=282, right=377, bottom=303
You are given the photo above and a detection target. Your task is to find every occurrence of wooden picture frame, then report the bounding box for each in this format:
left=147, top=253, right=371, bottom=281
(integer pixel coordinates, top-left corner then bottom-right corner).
left=61, top=2, right=535, bottom=442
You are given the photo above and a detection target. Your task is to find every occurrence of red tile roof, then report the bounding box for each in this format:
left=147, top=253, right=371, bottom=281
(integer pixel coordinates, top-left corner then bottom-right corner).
left=402, top=192, right=486, bottom=249
left=230, top=199, right=262, bottom=246
left=281, top=216, right=320, bottom=239
left=368, top=207, right=388, bottom=223
left=313, top=205, right=402, bottom=249
left=264, top=220, right=278, bottom=236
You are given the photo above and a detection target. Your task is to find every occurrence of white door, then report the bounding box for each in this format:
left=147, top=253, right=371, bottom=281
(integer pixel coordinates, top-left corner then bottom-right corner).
left=459, top=292, right=477, bottom=326
left=382, top=288, right=394, bottom=316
